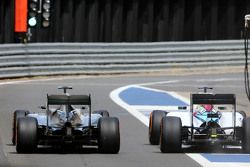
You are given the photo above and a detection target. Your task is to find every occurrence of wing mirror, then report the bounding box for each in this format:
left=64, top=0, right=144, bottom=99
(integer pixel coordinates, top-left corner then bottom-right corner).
left=218, top=106, right=227, bottom=110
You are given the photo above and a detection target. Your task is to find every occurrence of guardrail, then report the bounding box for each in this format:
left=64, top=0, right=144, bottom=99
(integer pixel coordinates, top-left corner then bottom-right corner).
left=0, top=40, right=244, bottom=79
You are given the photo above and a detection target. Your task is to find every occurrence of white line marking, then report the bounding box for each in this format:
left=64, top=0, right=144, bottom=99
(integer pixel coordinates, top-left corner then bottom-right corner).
left=137, top=80, right=179, bottom=86
left=0, top=76, right=246, bottom=166
left=196, top=78, right=242, bottom=82
left=110, top=82, right=190, bottom=126
left=186, top=154, right=212, bottom=167
left=110, top=85, right=149, bottom=126
left=110, top=82, right=191, bottom=125
left=109, top=80, right=249, bottom=167
left=186, top=154, right=250, bottom=167
left=0, top=76, right=92, bottom=86
left=110, top=83, right=214, bottom=166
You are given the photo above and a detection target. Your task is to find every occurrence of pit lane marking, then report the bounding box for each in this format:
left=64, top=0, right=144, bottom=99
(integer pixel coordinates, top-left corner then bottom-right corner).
left=110, top=81, right=250, bottom=167
left=0, top=76, right=245, bottom=166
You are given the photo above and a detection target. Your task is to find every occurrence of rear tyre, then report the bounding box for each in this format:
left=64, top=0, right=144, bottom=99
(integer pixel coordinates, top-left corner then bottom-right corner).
left=16, top=117, right=38, bottom=153
left=242, top=117, right=250, bottom=153
left=98, top=117, right=120, bottom=153
left=160, top=116, right=182, bottom=153
left=12, top=110, right=29, bottom=145
left=93, top=110, right=109, bottom=117
left=149, top=110, right=166, bottom=145
left=237, top=110, right=247, bottom=119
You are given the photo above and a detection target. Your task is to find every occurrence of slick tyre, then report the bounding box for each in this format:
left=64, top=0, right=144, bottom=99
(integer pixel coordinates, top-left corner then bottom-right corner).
left=98, top=117, right=120, bottom=153
left=12, top=110, right=29, bottom=145
left=16, top=117, right=38, bottom=153
left=160, top=116, right=182, bottom=153
left=242, top=117, right=250, bottom=153
left=93, top=110, right=110, bottom=117
left=149, top=110, right=166, bottom=145
left=237, top=110, right=247, bottom=119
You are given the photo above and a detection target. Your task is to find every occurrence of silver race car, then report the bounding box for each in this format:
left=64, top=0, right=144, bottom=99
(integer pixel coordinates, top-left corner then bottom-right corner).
left=149, top=87, right=250, bottom=153
left=12, top=86, right=120, bottom=153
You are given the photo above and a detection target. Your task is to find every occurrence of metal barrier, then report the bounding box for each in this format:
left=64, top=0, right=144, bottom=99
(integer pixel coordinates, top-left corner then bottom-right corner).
left=0, top=40, right=244, bottom=79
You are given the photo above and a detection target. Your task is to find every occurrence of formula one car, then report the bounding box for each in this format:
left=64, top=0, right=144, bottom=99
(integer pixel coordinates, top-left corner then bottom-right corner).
left=12, top=86, right=120, bottom=153
left=149, top=87, right=250, bottom=153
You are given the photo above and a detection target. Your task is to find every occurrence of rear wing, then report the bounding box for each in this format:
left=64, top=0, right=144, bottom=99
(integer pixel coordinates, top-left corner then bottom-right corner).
left=47, top=94, right=91, bottom=105
left=191, top=94, right=236, bottom=105
left=190, top=93, right=237, bottom=138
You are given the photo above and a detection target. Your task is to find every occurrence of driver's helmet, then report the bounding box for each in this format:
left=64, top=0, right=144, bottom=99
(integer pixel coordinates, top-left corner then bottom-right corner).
left=193, top=104, right=221, bottom=123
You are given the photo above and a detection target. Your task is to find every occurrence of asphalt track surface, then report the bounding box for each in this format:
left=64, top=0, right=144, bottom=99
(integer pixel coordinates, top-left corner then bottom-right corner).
left=0, top=70, right=247, bottom=167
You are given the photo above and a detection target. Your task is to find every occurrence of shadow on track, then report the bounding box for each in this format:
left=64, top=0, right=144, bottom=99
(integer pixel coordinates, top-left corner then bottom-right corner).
left=149, top=143, right=243, bottom=154
left=9, top=144, right=101, bottom=154
left=182, top=145, right=243, bottom=154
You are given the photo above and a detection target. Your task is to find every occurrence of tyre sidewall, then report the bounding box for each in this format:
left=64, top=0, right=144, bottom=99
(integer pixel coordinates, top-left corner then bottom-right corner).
left=149, top=110, right=166, bottom=145
left=98, top=117, right=120, bottom=153
left=16, top=117, right=38, bottom=153
left=160, top=116, right=182, bottom=153
left=243, top=117, right=250, bottom=153
left=12, top=110, right=29, bottom=145
left=237, top=110, right=247, bottom=119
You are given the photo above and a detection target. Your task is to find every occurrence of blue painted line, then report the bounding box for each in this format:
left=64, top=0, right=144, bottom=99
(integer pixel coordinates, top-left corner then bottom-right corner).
left=202, top=153, right=250, bottom=163
left=119, top=87, right=188, bottom=106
